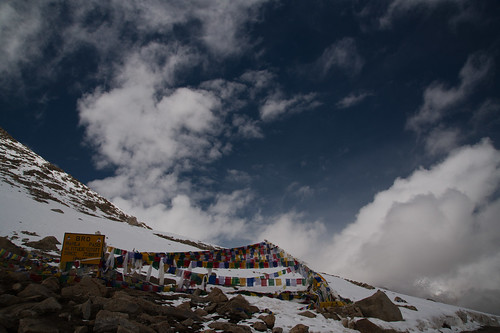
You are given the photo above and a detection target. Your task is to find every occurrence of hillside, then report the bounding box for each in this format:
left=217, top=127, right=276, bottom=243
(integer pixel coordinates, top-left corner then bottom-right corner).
left=1, top=126, right=500, bottom=332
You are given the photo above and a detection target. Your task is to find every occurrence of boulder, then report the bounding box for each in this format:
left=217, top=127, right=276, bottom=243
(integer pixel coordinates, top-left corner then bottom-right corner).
left=81, top=299, right=92, bottom=320
left=208, top=321, right=252, bottom=333
left=32, top=297, right=62, bottom=314
left=61, top=276, right=107, bottom=302
left=290, top=324, right=309, bottom=333
left=0, top=294, right=22, bottom=307
left=272, top=328, right=283, bottom=333
left=94, top=310, right=137, bottom=333
left=298, top=310, right=316, bottom=318
left=253, top=321, right=268, bottom=331
left=354, top=318, right=402, bottom=333
left=18, top=283, right=56, bottom=299
left=216, top=294, right=259, bottom=320
left=160, top=304, right=203, bottom=322
left=104, top=297, right=141, bottom=315
left=354, top=290, right=403, bottom=322
left=151, top=320, right=174, bottom=333
left=25, top=236, right=60, bottom=252
left=259, top=313, right=276, bottom=329
left=0, top=237, right=25, bottom=255
left=194, top=308, right=209, bottom=317
left=331, top=304, right=363, bottom=318
left=18, top=318, right=59, bottom=333
left=206, top=287, right=228, bottom=303
left=41, top=276, right=60, bottom=293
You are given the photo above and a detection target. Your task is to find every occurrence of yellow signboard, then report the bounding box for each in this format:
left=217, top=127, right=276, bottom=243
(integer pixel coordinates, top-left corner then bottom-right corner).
left=60, top=233, right=105, bottom=265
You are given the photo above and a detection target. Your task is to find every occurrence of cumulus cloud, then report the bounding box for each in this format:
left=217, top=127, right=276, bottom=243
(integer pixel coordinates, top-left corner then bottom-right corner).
left=316, top=38, right=364, bottom=77
left=336, top=91, right=373, bottom=109
left=255, top=213, right=328, bottom=265
left=313, top=139, right=500, bottom=314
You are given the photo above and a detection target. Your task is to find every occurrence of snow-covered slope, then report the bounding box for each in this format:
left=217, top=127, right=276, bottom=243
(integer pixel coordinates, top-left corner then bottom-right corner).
left=0, top=127, right=213, bottom=252
left=1, top=127, right=499, bottom=332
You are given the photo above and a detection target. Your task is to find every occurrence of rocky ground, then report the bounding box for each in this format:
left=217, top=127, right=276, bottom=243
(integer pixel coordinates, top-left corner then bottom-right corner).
left=1, top=236, right=500, bottom=333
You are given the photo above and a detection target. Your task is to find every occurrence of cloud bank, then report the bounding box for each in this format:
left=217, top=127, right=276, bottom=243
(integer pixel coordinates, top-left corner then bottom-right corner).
left=291, top=139, right=499, bottom=315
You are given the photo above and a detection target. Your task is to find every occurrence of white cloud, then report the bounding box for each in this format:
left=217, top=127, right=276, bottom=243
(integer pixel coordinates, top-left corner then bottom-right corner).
left=378, top=0, right=468, bottom=29
left=316, top=37, right=364, bottom=77
left=255, top=213, right=327, bottom=265
left=336, top=91, right=373, bottom=109
left=260, top=92, right=319, bottom=122
left=408, top=52, right=492, bottom=133
left=232, top=115, right=264, bottom=138
left=192, top=0, right=267, bottom=56
left=424, top=127, right=461, bottom=156
left=0, top=2, right=45, bottom=80
left=313, top=139, right=500, bottom=314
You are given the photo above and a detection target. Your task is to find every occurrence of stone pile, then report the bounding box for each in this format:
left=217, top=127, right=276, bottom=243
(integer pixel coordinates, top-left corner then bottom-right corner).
left=0, top=267, right=295, bottom=333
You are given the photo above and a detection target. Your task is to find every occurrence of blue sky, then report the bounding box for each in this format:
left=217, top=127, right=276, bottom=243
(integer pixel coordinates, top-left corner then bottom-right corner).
left=2, top=1, right=500, bottom=314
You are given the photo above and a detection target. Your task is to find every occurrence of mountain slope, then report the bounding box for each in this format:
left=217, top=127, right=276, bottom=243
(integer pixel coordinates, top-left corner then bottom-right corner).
left=1, top=126, right=500, bottom=332
left=0, top=126, right=214, bottom=252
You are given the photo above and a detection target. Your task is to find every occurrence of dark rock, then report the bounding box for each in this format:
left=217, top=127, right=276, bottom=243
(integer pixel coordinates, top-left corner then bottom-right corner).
left=18, top=318, right=59, bottom=333
left=81, top=299, right=92, bottom=320
left=74, top=326, right=88, bottom=333
left=0, top=294, right=22, bottom=307
left=208, top=321, right=252, bottom=333
left=330, top=304, right=363, bottom=318
left=259, top=313, right=276, bottom=329
left=94, top=310, right=136, bottom=333
left=117, top=325, right=136, bottom=333
left=12, top=282, right=24, bottom=292
left=32, top=296, right=62, bottom=314
left=298, top=310, right=316, bottom=318
left=104, top=297, right=140, bottom=315
left=399, top=304, right=418, bottom=311
left=9, top=271, right=30, bottom=282
left=151, top=320, right=174, bottom=333
left=160, top=304, right=203, bottom=322
left=41, top=276, right=60, bottom=293
left=176, top=301, right=192, bottom=311
left=394, top=296, right=407, bottom=303
left=354, top=318, right=402, bottom=333
left=61, top=276, right=107, bottom=302
left=25, top=236, right=60, bottom=252
left=204, top=303, right=218, bottom=313
left=272, top=328, right=283, bottom=333
left=321, top=311, right=340, bottom=320
left=206, top=287, right=228, bottom=303
left=290, top=324, right=309, bottom=333
left=216, top=294, right=259, bottom=320
left=0, top=236, right=25, bottom=255
left=181, top=318, right=195, bottom=327
left=136, top=313, right=166, bottom=324
left=0, top=302, right=38, bottom=319
left=253, top=321, right=268, bottom=331
left=355, top=290, right=403, bottom=322
left=194, top=308, right=209, bottom=317
left=18, top=283, right=56, bottom=299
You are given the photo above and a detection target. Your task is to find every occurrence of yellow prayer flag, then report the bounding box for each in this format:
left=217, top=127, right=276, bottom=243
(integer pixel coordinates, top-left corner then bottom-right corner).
left=276, top=279, right=282, bottom=286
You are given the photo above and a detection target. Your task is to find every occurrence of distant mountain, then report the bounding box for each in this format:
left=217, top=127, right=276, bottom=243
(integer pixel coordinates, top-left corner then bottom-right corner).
left=0, top=126, right=215, bottom=252
left=0, top=127, right=143, bottom=226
